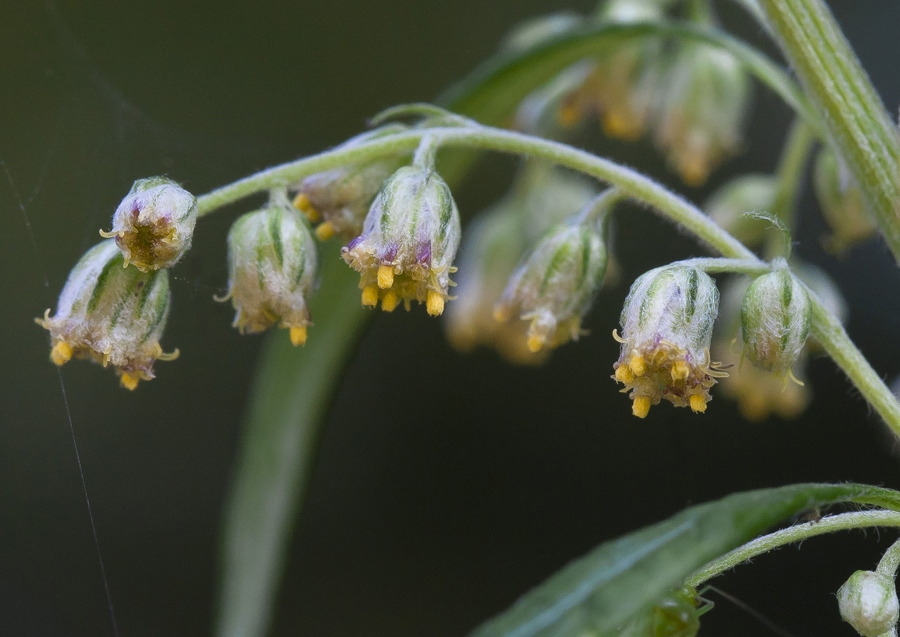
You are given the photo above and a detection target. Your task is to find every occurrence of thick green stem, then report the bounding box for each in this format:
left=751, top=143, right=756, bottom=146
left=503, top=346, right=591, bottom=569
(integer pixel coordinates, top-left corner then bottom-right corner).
left=686, top=511, right=900, bottom=587
left=759, top=0, right=900, bottom=264
left=195, top=122, right=900, bottom=434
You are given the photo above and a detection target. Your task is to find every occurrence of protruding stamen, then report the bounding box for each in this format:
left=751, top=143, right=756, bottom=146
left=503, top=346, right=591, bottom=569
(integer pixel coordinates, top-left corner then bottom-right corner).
left=361, top=286, right=379, bottom=307
left=527, top=333, right=546, bottom=353
left=292, top=193, right=321, bottom=223
left=381, top=290, right=399, bottom=312
left=377, top=265, right=394, bottom=289
left=632, top=396, right=651, bottom=419
left=289, top=325, right=308, bottom=346
left=120, top=372, right=141, bottom=391
left=426, top=290, right=444, bottom=316
left=50, top=341, right=73, bottom=366
left=314, top=222, right=335, bottom=241
left=615, top=364, right=634, bottom=384
left=670, top=360, right=690, bottom=381
left=629, top=353, right=647, bottom=377
left=689, top=394, right=707, bottom=413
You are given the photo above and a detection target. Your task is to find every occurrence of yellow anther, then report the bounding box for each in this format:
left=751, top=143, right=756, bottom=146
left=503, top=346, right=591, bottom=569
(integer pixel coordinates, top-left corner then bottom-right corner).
left=50, top=341, right=73, bottom=366
left=615, top=364, right=634, bottom=384
left=120, top=372, right=141, bottom=391
left=361, top=286, right=379, bottom=307
left=377, top=265, right=394, bottom=289
left=629, top=353, right=647, bottom=377
left=526, top=333, right=546, bottom=353
left=381, top=290, right=399, bottom=312
left=670, top=360, right=690, bottom=381
left=632, top=396, right=651, bottom=419
left=289, top=325, right=308, bottom=346
left=292, top=193, right=321, bottom=223
left=314, top=221, right=335, bottom=241
left=426, top=290, right=445, bottom=316
left=690, top=394, right=708, bottom=413
left=557, top=102, right=582, bottom=128
left=602, top=111, right=642, bottom=142
left=492, top=306, right=511, bottom=323
left=678, top=155, right=709, bottom=188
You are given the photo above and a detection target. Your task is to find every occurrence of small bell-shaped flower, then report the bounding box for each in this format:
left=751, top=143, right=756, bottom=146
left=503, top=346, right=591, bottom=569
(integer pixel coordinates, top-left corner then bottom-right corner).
left=613, top=264, right=725, bottom=418
left=838, top=570, right=900, bottom=637
left=704, top=174, right=777, bottom=248
left=813, top=146, right=876, bottom=253
left=36, top=239, right=177, bottom=390
left=493, top=193, right=611, bottom=353
left=292, top=126, right=410, bottom=242
left=224, top=198, right=317, bottom=346
left=654, top=42, right=750, bottom=186
left=341, top=166, right=461, bottom=316
left=101, top=176, right=197, bottom=271
left=740, top=259, right=811, bottom=377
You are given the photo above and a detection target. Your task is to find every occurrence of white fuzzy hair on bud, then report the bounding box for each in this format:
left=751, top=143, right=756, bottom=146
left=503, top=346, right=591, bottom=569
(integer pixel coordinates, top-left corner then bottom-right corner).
left=838, top=570, right=899, bottom=637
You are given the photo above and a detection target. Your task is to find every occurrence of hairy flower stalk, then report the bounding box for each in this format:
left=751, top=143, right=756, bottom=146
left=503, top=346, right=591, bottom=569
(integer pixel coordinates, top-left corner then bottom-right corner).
left=223, top=198, right=318, bottom=346
left=291, top=126, right=410, bottom=241
left=613, top=264, right=725, bottom=418
left=100, top=176, right=198, bottom=271
left=493, top=190, right=613, bottom=353
left=341, top=165, right=461, bottom=316
left=37, top=239, right=177, bottom=390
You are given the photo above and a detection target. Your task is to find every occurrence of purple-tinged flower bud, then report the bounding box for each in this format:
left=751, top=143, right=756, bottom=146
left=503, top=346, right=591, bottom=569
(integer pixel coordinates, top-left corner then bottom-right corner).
left=292, top=126, right=410, bottom=242
left=101, top=177, right=197, bottom=271
left=36, top=239, right=177, bottom=390
left=224, top=201, right=317, bottom=346
left=838, top=570, right=899, bottom=637
left=613, top=265, right=725, bottom=418
left=341, top=166, right=461, bottom=316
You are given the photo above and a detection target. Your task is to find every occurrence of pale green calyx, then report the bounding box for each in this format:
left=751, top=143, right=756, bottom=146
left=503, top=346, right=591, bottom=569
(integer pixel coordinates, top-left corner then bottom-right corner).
left=341, top=165, right=462, bottom=316
left=292, top=126, right=410, bottom=242
left=224, top=200, right=318, bottom=347
left=613, top=264, right=724, bottom=418
left=655, top=42, right=750, bottom=186
left=704, top=174, right=777, bottom=248
left=36, top=239, right=177, bottom=390
left=493, top=218, right=608, bottom=354
left=813, top=145, right=876, bottom=253
left=102, top=176, right=198, bottom=271
left=838, top=570, right=899, bottom=637
left=740, top=259, right=811, bottom=376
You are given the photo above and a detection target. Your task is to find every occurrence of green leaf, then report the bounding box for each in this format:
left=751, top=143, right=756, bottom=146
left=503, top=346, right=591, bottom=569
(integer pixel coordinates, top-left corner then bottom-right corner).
left=759, top=0, right=900, bottom=264
left=471, top=483, right=900, bottom=637
left=215, top=248, right=369, bottom=637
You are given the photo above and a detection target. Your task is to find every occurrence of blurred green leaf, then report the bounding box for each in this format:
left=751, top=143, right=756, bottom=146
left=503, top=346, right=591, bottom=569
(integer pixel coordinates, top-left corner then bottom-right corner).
left=471, top=483, right=900, bottom=637
left=215, top=248, right=369, bottom=637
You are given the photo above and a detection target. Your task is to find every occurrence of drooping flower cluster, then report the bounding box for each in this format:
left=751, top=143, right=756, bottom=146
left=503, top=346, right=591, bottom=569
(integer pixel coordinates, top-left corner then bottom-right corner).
left=37, top=240, right=177, bottom=390
left=613, top=265, right=726, bottom=418
left=341, top=166, right=461, bottom=316
left=223, top=198, right=318, bottom=346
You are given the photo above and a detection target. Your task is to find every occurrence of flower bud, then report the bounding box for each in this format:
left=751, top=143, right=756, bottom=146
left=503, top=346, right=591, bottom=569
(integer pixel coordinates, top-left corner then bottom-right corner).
left=740, top=260, right=811, bottom=375
left=655, top=43, right=750, bottom=186
left=101, top=177, right=197, bottom=271
left=341, top=166, right=461, bottom=316
left=292, top=127, right=410, bottom=242
left=813, top=146, right=876, bottom=253
left=494, top=220, right=608, bottom=354
left=224, top=201, right=317, bottom=346
left=36, top=239, right=177, bottom=390
left=501, top=11, right=582, bottom=53
left=613, top=265, right=724, bottom=418
left=704, top=174, right=777, bottom=248
left=838, top=570, right=899, bottom=637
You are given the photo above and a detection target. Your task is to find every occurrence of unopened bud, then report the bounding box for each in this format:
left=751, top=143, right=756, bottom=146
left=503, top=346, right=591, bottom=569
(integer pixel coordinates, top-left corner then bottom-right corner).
left=704, top=174, right=777, bottom=248
left=655, top=43, right=750, bottom=186
left=613, top=265, right=724, bottom=417
left=342, top=166, right=461, bottom=316
left=740, top=260, right=811, bottom=375
left=501, top=11, right=582, bottom=53
left=101, top=177, right=197, bottom=271
left=224, top=201, right=317, bottom=346
left=813, top=146, right=876, bottom=252
left=293, top=127, right=410, bottom=241
left=36, top=239, right=177, bottom=390
left=494, top=220, right=607, bottom=354
left=838, top=570, right=899, bottom=637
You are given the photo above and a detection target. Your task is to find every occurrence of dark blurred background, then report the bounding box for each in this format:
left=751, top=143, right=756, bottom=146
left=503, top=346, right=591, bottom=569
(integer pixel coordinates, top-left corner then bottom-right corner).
left=3, top=1, right=900, bottom=635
